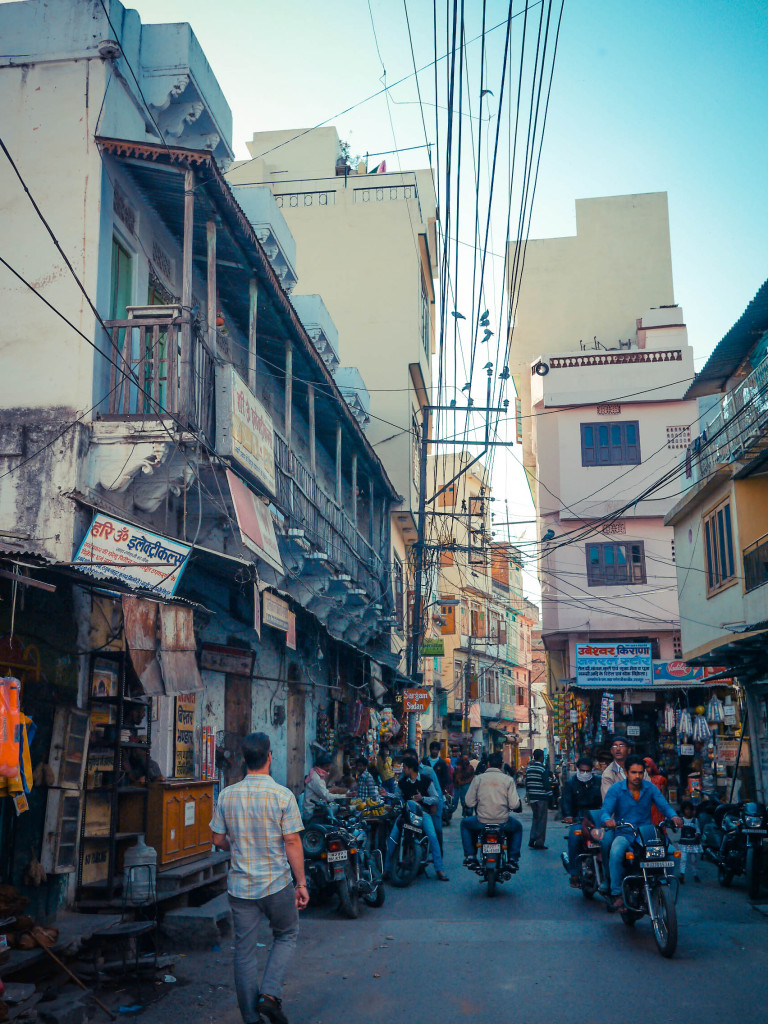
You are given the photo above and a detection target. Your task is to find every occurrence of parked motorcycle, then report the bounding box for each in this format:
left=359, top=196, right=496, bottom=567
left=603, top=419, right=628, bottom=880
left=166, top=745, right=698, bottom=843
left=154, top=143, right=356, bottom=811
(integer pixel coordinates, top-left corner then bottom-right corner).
left=388, top=801, right=430, bottom=888
left=704, top=801, right=767, bottom=899
left=302, top=806, right=385, bottom=916
left=610, top=819, right=680, bottom=958
left=442, top=797, right=454, bottom=828
left=560, top=817, right=607, bottom=899
left=465, top=823, right=517, bottom=897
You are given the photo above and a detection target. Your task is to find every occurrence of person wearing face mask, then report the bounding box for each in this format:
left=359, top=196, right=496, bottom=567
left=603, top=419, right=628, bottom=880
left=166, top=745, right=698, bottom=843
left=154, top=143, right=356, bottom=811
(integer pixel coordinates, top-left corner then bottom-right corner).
left=561, top=756, right=603, bottom=888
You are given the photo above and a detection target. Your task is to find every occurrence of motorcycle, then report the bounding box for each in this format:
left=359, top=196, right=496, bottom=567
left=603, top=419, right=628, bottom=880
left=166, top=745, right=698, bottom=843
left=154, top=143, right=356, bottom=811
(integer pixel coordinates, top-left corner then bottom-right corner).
left=302, top=805, right=385, bottom=917
left=388, top=800, right=430, bottom=888
left=704, top=801, right=767, bottom=899
left=560, top=816, right=607, bottom=899
left=442, top=796, right=454, bottom=828
left=465, top=823, right=517, bottom=897
left=609, top=819, right=680, bottom=958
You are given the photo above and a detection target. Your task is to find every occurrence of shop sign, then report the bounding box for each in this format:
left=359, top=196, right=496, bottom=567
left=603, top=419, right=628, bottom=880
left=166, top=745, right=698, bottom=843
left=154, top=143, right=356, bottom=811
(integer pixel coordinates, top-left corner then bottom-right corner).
left=420, top=638, right=445, bottom=657
left=263, top=592, right=291, bottom=632
left=719, top=739, right=750, bottom=766
left=626, top=724, right=641, bottom=737
left=679, top=744, right=695, bottom=757
left=286, top=611, right=297, bottom=651
left=575, top=643, right=652, bottom=688
left=174, top=692, right=197, bottom=778
left=200, top=643, right=255, bottom=676
left=226, top=471, right=283, bottom=573
left=402, top=688, right=432, bottom=713
left=217, top=365, right=276, bottom=495
left=652, top=661, right=732, bottom=685
left=74, top=514, right=189, bottom=597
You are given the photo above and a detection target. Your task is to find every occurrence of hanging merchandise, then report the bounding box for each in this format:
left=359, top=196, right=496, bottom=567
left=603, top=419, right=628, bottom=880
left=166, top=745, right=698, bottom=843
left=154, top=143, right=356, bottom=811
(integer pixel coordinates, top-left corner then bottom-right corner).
left=706, top=695, right=725, bottom=724
left=600, top=692, right=615, bottom=731
left=692, top=714, right=710, bottom=743
left=678, top=708, right=693, bottom=740
left=0, top=678, right=22, bottom=777
left=663, top=703, right=676, bottom=732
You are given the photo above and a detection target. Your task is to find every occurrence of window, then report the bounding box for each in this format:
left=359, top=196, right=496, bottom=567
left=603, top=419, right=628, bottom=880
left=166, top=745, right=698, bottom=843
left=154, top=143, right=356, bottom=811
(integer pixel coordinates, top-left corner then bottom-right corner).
left=393, top=557, right=404, bottom=631
left=412, top=413, right=421, bottom=490
left=586, top=541, right=646, bottom=586
left=517, top=687, right=526, bottom=706
left=744, top=534, right=768, bottom=593
left=420, top=275, right=431, bottom=356
left=440, top=548, right=455, bottom=566
left=470, top=603, right=485, bottom=637
left=515, top=398, right=523, bottom=444
left=440, top=599, right=456, bottom=635
left=704, top=500, right=736, bottom=595
left=581, top=421, right=640, bottom=466
left=110, top=237, right=133, bottom=321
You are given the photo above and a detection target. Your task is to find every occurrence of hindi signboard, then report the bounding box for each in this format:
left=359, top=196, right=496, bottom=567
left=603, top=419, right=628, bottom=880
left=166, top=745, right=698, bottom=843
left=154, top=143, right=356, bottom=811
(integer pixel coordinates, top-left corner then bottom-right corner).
left=575, top=642, right=652, bottom=688
left=74, top=514, right=189, bottom=597
left=263, top=592, right=291, bottom=632
left=174, top=692, right=197, bottom=778
left=420, top=638, right=445, bottom=657
left=226, top=470, right=283, bottom=573
left=402, top=689, right=432, bottom=713
left=217, top=365, right=276, bottom=496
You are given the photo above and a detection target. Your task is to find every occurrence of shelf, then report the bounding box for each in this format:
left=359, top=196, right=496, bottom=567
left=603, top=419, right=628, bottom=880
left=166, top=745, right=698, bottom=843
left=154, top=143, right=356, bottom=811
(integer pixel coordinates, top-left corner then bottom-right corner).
left=90, top=696, right=149, bottom=707
left=86, top=785, right=148, bottom=795
left=83, top=832, right=144, bottom=842
left=120, top=740, right=150, bottom=749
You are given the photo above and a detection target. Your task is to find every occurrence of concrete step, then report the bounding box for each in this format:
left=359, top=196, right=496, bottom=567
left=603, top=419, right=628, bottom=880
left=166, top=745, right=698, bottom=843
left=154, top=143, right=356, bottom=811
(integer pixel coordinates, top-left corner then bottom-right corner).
left=161, top=891, right=232, bottom=949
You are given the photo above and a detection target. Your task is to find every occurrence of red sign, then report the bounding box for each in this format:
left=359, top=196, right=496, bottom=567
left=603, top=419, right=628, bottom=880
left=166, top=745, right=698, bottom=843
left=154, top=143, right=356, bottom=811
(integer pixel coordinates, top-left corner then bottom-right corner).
left=402, top=689, right=431, bottom=713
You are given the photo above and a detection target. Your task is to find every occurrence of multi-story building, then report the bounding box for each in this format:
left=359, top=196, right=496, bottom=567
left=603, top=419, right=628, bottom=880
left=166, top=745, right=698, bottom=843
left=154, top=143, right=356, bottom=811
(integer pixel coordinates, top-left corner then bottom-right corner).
left=509, top=192, right=699, bottom=762
left=228, top=129, right=438, bottom=678
left=665, top=278, right=768, bottom=799
left=0, top=0, right=399, bottom=905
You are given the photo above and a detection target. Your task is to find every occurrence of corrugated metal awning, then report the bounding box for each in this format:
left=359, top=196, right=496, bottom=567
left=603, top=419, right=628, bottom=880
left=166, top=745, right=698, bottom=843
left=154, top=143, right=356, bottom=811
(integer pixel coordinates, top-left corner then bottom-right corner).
left=122, top=596, right=203, bottom=696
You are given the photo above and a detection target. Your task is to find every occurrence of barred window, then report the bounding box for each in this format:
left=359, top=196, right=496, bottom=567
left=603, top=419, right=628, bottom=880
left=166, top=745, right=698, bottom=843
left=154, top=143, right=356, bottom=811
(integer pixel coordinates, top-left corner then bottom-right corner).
left=586, top=541, right=647, bottom=586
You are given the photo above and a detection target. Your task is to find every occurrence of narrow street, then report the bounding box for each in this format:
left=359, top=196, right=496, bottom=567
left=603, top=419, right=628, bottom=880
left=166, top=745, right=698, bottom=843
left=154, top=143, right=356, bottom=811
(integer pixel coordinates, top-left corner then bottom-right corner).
left=158, top=807, right=768, bottom=1024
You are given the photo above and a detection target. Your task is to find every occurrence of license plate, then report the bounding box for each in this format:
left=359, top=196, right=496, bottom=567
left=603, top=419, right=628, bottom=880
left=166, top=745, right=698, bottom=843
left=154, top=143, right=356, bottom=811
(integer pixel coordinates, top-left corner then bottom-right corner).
left=643, top=860, right=674, bottom=869
left=744, top=828, right=767, bottom=834
left=404, top=823, right=421, bottom=832
left=482, top=843, right=501, bottom=853
left=327, top=850, right=347, bottom=862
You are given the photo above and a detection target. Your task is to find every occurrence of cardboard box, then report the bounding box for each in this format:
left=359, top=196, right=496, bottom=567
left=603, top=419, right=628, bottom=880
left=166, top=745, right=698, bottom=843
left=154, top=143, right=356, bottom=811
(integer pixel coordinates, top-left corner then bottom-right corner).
left=81, top=840, right=110, bottom=886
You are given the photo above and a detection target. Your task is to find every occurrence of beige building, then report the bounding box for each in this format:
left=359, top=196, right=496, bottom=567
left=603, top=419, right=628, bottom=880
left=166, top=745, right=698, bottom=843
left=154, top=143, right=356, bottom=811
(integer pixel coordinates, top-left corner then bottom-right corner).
left=509, top=193, right=697, bottom=693
left=228, top=127, right=437, bottom=673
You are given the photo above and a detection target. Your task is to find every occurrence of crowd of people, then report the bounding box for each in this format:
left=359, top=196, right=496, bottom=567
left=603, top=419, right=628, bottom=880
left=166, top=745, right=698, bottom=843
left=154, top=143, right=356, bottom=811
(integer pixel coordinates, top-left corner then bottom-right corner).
left=208, top=731, right=696, bottom=1024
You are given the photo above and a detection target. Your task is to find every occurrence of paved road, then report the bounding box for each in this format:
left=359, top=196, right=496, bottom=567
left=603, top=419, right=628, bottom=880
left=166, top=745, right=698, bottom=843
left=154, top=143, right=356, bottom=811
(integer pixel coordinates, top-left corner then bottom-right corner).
left=159, top=807, right=768, bottom=1024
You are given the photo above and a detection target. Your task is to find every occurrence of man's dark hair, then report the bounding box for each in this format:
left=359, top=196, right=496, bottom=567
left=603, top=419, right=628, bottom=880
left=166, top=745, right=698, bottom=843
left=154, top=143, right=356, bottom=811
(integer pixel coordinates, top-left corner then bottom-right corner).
left=242, top=732, right=271, bottom=770
left=379, top=742, right=389, bottom=752
left=354, top=757, right=369, bottom=769
left=401, top=755, right=420, bottom=773
left=625, top=755, right=646, bottom=773
left=577, top=755, right=593, bottom=770
left=429, top=741, right=441, bottom=753
left=488, top=751, right=503, bottom=768
left=403, top=747, right=418, bottom=760
left=532, top=748, right=544, bottom=762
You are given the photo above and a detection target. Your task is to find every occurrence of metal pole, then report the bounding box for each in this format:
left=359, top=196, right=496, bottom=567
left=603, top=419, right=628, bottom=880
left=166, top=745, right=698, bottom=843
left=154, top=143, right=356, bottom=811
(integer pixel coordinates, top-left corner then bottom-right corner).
left=408, top=404, right=431, bottom=681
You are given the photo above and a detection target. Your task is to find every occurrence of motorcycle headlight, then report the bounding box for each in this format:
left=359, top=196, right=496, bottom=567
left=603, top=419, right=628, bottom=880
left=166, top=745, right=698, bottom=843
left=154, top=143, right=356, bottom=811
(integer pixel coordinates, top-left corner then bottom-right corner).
left=744, top=815, right=762, bottom=828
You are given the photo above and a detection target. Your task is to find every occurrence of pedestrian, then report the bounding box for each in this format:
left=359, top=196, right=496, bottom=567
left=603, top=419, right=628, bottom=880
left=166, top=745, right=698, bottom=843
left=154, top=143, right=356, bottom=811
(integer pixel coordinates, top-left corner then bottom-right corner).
left=452, top=754, right=475, bottom=815
left=643, top=756, right=668, bottom=826
left=376, top=742, right=397, bottom=795
left=211, top=732, right=308, bottom=1024
left=524, top=748, right=552, bottom=850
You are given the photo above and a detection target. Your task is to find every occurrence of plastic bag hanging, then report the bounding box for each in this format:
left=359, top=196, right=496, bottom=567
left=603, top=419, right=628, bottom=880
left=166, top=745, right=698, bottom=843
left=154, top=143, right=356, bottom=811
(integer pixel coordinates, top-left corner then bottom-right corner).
left=678, top=708, right=693, bottom=740
left=0, top=678, right=22, bottom=778
left=706, top=695, right=724, bottom=723
left=664, top=703, right=676, bottom=732
left=692, top=714, right=710, bottom=743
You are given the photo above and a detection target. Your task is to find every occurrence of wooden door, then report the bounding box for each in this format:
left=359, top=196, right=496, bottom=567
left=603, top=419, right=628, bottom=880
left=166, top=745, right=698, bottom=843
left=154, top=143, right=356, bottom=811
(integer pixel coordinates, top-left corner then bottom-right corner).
left=224, top=673, right=252, bottom=787
left=286, top=686, right=305, bottom=796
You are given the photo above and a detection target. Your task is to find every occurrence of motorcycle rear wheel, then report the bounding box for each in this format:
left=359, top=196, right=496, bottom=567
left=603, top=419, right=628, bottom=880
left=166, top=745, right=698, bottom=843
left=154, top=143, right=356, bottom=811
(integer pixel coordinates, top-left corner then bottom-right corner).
left=651, top=885, right=678, bottom=958
left=580, top=873, right=597, bottom=899
left=485, top=866, right=497, bottom=897
left=363, top=882, right=386, bottom=907
left=337, top=866, right=360, bottom=919
left=717, top=863, right=734, bottom=888
left=747, top=846, right=762, bottom=901
left=389, top=840, right=421, bottom=888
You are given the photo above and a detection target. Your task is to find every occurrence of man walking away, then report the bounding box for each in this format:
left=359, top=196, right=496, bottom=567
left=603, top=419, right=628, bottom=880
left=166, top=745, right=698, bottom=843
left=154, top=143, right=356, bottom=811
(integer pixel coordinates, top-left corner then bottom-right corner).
left=211, top=732, right=308, bottom=1024
left=461, top=751, right=523, bottom=870
left=525, top=749, right=552, bottom=850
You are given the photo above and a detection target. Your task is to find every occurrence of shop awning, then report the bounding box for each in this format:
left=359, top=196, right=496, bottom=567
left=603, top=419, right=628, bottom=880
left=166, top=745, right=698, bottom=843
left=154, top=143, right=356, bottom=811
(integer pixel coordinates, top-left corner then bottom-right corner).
left=122, top=596, right=203, bottom=695
left=226, top=470, right=283, bottom=574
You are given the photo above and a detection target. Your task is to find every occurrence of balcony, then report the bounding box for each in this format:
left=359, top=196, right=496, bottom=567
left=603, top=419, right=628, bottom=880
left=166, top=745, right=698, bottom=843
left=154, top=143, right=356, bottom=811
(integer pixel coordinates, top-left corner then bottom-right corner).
left=273, top=433, right=382, bottom=594
left=232, top=186, right=298, bottom=292
left=744, top=533, right=768, bottom=593
left=103, top=314, right=215, bottom=443
left=291, top=295, right=340, bottom=373
left=694, top=358, right=768, bottom=479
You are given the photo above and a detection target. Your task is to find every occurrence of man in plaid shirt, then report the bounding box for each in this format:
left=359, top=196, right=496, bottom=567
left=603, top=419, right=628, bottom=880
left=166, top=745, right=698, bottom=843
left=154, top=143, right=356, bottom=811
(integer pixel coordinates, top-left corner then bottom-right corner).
left=352, top=757, right=380, bottom=801
left=211, top=732, right=308, bottom=1024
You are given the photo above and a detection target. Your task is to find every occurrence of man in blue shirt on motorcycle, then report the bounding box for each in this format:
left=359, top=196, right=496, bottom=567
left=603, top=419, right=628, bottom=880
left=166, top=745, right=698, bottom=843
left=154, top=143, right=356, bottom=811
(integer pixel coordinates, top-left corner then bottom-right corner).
left=600, top=756, right=682, bottom=912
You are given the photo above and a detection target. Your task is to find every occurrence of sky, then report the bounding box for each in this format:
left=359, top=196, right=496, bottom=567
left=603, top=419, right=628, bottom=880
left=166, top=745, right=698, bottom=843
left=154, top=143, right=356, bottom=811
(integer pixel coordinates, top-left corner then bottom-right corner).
left=28, top=0, right=768, bottom=600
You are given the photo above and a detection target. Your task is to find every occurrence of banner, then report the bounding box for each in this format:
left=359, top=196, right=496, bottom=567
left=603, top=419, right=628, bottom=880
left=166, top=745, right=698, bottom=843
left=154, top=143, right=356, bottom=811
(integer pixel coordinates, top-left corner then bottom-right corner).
left=263, top=592, right=290, bottom=632
left=227, top=471, right=283, bottom=574
left=217, top=365, right=276, bottom=495
left=174, top=692, right=197, bottom=778
left=652, top=661, right=732, bottom=686
left=575, top=642, right=652, bottom=688
left=74, top=513, right=189, bottom=597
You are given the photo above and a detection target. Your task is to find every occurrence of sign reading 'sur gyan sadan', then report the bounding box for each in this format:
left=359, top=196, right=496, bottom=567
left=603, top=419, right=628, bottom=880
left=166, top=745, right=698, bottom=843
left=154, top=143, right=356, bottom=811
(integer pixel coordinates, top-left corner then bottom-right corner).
left=217, top=365, right=276, bottom=496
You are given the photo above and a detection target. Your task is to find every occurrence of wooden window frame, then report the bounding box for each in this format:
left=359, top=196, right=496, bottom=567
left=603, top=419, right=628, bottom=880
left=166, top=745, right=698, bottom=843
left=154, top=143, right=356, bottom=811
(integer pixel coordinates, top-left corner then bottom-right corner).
left=703, top=498, right=736, bottom=597
left=580, top=420, right=641, bottom=466
left=586, top=541, right=647, bottom=586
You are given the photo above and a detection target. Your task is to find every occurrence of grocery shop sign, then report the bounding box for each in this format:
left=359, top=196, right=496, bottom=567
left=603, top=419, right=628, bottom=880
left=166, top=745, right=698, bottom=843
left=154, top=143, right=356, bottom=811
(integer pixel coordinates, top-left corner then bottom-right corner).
left=575, top=643, right=652, bottom=688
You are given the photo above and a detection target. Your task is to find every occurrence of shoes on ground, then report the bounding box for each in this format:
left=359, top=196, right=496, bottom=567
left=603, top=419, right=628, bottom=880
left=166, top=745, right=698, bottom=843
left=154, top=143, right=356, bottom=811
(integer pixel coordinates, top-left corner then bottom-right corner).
left=463, top=856, right=478, bottom=867
left=611, top=896, right=625, bottom=913
left=569, top=876, right=581, bottom=888
left=509, top=860, right=519, bottom=873
left=533, top=843, right=548, bottom=850
left=598, top=883, right=610, bottom=895
left=436, top=871, right=450, bottom=881
left=694, top=874, right=701, bottom=883
left=678, top=874, right=685, bottom=884
left=527, top=841, right=535, bottom=848
left=258, top=994, right=289, bottom=1024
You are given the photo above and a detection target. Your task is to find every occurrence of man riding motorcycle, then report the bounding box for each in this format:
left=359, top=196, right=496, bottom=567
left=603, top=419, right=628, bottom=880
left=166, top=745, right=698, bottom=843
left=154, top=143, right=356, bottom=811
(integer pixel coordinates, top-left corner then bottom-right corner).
left=561, top=755, right=603, bottom=888
left=385, top=755, right=449, bottom=882
left=461, top=751, right=524, bottom=871
left=600, top=755, right=682, bottom=912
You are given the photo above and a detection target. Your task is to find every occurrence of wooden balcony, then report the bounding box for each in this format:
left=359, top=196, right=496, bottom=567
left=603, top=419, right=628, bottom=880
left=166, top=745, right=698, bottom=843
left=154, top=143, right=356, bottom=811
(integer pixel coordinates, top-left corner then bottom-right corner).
left=103, top=315, right=215, bottom=443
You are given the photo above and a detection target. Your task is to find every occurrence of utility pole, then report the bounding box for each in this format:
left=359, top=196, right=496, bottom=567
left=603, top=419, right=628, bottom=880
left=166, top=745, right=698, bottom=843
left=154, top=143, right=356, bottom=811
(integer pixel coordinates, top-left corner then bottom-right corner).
left=407, top=403, right=430, bottom=748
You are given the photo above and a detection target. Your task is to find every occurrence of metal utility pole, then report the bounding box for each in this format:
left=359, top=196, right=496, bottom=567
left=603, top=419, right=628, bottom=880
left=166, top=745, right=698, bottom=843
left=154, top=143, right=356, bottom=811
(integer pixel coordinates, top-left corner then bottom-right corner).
left=407, top=404, right=430, bottom=748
